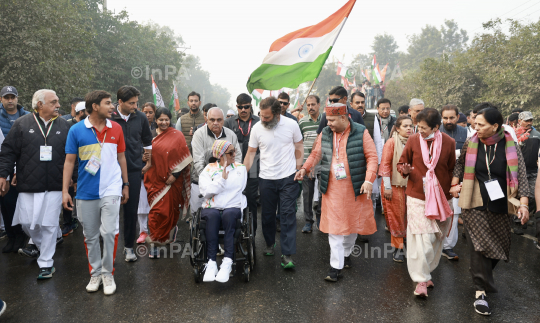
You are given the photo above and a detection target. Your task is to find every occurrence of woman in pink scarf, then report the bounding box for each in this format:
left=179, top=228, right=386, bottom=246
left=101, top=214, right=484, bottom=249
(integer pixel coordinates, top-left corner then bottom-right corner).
left=398, top=108, right=456, bottom=298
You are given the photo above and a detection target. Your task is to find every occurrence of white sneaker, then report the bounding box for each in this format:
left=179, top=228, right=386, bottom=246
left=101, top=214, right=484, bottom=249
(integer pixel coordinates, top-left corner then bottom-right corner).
left=86, top=275, right=102, bottom=293
left=215, top=257, right=233, bottom=283
left=124, top=247, right=137, bottom=262
left=102, top=275, right=116, bottom=295
left=203, top=260, right=218, bottom=282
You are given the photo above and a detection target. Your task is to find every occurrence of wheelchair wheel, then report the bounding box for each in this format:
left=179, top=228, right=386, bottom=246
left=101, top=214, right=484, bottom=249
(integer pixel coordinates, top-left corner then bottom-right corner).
left=194, top=266, right=202, bottom=283
left=189, top=219, right=197, bottom=267
left=248, top=212, right=256, bottom=271
left=243, top=263, right=250, bottom=282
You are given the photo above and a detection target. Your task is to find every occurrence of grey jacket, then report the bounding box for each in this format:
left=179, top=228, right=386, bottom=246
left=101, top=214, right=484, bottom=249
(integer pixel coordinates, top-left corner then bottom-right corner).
left=191, top=124, right=242, bottom=183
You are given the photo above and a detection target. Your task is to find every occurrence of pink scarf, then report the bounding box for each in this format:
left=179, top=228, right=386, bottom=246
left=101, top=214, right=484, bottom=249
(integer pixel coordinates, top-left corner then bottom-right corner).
left=419, top=130, right=453, bottom=222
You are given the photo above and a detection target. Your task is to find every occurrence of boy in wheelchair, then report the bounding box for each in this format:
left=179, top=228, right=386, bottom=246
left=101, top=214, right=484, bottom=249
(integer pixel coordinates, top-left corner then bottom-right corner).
left=199, top=140, right=247, bottom=282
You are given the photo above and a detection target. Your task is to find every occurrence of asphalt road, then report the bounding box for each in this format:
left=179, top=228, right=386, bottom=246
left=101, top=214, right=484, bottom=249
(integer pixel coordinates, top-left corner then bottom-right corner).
left=0, top=203, right=539, bottom=322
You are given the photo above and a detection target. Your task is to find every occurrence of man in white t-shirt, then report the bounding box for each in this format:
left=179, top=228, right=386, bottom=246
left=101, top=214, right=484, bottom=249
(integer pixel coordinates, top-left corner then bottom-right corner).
left=244, top=97, right=304, bottom=269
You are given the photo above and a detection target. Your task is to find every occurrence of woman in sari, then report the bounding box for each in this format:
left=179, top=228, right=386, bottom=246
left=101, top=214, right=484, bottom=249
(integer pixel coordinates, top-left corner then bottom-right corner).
left=450, top=107, right=529, bottom=316
left=398, top=108, right=455, bottom=298
left=379, top=116, right=413, bottom=263
left=144, top=108, right=192, bottom=258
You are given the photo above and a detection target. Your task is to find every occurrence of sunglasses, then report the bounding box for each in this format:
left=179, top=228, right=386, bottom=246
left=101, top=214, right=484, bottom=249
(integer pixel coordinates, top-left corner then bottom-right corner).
left=237, top=105, right=252, bottom=110
left=328, top=96, right=345, bottom=104
left=279, top=101, right=290, bottom=106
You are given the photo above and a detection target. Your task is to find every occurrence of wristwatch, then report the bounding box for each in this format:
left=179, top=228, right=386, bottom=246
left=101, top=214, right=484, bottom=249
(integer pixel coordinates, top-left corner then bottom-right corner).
left=123, top=182, right=130, bottom=187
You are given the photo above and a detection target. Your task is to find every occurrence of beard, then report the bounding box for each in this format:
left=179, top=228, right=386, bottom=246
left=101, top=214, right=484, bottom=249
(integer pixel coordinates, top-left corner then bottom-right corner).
left=444, top=122, right=456, bottom=131
left=261, top=116, right=279, bottom=129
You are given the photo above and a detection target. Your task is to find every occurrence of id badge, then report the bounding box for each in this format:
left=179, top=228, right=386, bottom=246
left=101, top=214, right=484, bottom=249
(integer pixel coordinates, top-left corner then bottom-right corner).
left=84, top=155, right=101, bottom=176
left=40, top=146, right=52, bottom=161
left=333, top=162, right=347, bottom=180
left=485, top=179, right=505, bottom=201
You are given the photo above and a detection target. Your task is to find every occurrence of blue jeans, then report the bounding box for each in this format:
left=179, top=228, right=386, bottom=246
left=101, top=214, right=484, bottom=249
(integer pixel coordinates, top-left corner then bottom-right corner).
left=201, top=208, right=241, bottom=261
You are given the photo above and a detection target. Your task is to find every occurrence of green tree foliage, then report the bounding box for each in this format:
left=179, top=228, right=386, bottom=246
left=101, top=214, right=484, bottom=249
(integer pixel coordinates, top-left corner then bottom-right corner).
left=370, top=33, right=399, bottom=67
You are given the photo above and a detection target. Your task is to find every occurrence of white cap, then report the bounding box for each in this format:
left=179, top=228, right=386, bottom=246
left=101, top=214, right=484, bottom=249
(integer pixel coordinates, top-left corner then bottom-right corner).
left=75, top=101, right=86, bottom=113
left=227, top=109, right=236, bottom=116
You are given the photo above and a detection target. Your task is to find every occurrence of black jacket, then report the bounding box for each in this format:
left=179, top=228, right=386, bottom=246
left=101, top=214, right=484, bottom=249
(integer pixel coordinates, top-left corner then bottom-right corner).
left=0, top=113, right=70, bottom=192
left=110, top=108, right=153, bottom=173
left=316, top=105, right=365, bottom=134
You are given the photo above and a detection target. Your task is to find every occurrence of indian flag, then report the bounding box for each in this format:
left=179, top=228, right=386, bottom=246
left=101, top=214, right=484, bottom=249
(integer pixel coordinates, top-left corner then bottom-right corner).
left=252, top=89, right=263, bottom=106
left=168, top=84, right=180, bottom=114
left=152, top=75, right=166, bottom=108
left=247, top=0, right=357, bottom=93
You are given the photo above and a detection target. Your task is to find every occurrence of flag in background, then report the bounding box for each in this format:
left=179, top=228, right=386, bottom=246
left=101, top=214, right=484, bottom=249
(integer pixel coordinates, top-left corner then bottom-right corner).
left=380, top=63, right=389, bottom=82
left=152, top=75, right=166, bottom=108
left=168, top=84, right=180, bottom=114
left=371, top=55, right=380, bottom=85
left=252, top=89, right=263, bottom=106
left=246, top=0, right=357, bottom=93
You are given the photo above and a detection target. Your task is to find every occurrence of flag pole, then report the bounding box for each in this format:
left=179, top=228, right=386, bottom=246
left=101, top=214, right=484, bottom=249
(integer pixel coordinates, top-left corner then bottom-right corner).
left=296, top=78, right=318, bottom=112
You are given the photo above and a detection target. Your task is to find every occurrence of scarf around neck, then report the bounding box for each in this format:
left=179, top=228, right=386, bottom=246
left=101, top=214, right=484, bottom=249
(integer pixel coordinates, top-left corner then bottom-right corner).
left=391, top=132, right=409, bottom=186
left=419, top=130, right=453, bottom=221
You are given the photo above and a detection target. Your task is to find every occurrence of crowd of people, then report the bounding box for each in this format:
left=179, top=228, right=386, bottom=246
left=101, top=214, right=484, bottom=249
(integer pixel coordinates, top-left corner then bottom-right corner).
left=0, top=83, right=537, bottom=317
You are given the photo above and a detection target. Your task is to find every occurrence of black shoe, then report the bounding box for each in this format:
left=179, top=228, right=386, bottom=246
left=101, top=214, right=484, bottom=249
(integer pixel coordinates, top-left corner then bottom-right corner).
left=514, top=227, right=524, bottom=235
left=0, top=230, right=7, bottom=241
left=325, top=267, right=341, bottom=282
left=264, top=243, right=275, bottom=256
left=19, top=244, right=40, bottom=258
left=393, top=249, right=405, bottom=263
left=37, top=267, right=55, bottom=280
left=2, top=238, right=15, bottom=253
left=357, top=235, right=369, bottom=243
left=56, top=237, right=64, bottom=245
left=344, top=256, right=352, bottom=268
left=474, top=293, right=491, bottom=316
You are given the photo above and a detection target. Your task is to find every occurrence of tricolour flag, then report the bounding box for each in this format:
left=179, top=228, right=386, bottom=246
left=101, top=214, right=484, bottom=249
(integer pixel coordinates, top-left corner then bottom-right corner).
left=252, top=89, right=263, bottom=106
left=152, top=75, right=166, bottom=108
left=246, top=0, right=356, bottom=93
left=168, top=84, right=180, bottom=114
left=371, top=55, right=380, bottom=85
left=380, top=63, right=389, bottom=82
left=374, top=63, right=382, bottom=84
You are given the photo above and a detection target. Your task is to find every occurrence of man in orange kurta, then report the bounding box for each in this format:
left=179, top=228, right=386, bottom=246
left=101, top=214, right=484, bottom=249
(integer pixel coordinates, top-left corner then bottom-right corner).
left=295, top=103, right=378, bottom=282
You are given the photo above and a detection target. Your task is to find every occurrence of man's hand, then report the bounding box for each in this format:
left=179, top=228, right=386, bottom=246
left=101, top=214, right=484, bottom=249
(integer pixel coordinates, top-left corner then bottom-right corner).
left=449, top=184, right=462, bottom=198
left=11, top=174, right=17, bottom=187
left=63, top=191, right=74, bottom=211
left=360, top=182, right=373, bottom=200
left=294, top=169, right=306, bottom=181
left=121, top=186, right=129, bottom=205
left=142, top=151, right=150, bottom=162
left=189, top=127, right=194, bottom=136
left=0, top=178, right=8, bottom=197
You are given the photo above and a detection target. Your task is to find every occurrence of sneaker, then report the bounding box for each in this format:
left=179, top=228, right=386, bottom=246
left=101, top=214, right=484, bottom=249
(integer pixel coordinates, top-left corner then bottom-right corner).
left=137, top=232, right=148, bottom=244
left=18, top=244, right=39, bottom=258
left=71, top=218, right=79, bottom=231
left=264, top=243, right=275, bottom=256
left=102, top=275, right=116, bottom=295
left=86, top=276, right=103, bottom=292
left=442, top=249, right=459, bottom=260
left=37, top=267, right=55, bottom=280
left=281, top=255, right=295, bottom=269
left=62, top=225, right=73, bottom=237
left=149, top=246, right=160, bottom=259
left=0, top=299, right=6, bottom=317
left=56, top=237, right=64, bottom=245
left=216, top=245, right=225, bottom=257
left=324, top=267, right=340, bottom=282
left=0, top=230, right=7, bottom=241
left=427, top=280, right=434, bottom=288
left=474, top=293, right=491, bottom=316
left=414, top=282, right=428, bottom=297
left=276, top=219, right=281, bottom=232
left=301, top=223, right=312, bottom=233
left=124, top=247, right=137, bottom=262
left=344, top=256, right=352, bottom=268
left=215, top=257, right=233, bottom=283
left=203, top=260, right=218, bottom=282
left=393, top=249, right=405, bottom=263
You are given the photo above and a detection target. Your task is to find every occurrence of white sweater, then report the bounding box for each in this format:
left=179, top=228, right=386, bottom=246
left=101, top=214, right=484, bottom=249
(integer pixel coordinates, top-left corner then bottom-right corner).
left=199, top=162, right=247, bottom=210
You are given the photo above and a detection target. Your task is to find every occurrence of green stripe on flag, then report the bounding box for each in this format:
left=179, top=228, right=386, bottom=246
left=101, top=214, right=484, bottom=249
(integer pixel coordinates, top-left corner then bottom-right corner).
left=247, top=47, right=332, bottom=93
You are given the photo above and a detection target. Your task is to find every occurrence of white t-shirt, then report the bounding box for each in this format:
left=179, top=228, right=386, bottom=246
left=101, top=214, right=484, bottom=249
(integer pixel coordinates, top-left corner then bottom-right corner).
left=249, top=116, right=303, bottom=180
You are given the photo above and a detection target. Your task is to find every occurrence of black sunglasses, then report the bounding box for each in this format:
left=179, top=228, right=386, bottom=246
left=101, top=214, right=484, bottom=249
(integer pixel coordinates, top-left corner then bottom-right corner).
left=328, top=96, right=345, bottom=103
left=279, top=101, right=290, bottom=106
left=237, top=105, right=252, bottom=110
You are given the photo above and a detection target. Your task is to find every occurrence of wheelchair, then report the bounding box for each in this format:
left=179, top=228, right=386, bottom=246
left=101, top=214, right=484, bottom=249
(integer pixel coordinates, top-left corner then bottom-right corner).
left=189, top=206, right=256, bottom=283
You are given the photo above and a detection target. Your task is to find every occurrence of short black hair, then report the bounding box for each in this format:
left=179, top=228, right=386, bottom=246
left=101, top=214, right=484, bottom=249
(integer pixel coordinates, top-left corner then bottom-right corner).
left=398, top=105, right=409, bottom=114
left=187, top=91, right=201, bottom=101
left=71, top=97, right=84, bottom=105
left=328, top=86, right=348, bottom=98
left=202, top=103, right=217, bottom=113
left=236, top=93, right=252, bottom=105
left=155, top=107, right=172, bottom=123
left=117, top=86, right=140, bottom=102
left=306, top=94, right=320, bottom=104
left=416, top=108, right=441, bottom=129
left=277, top=92, right=290, bottom=102
left=85, top=90, right=112, bottom=114
left=508, top=112, right=519, bottom=122
left=477, top=108, right=503, bottom=132
left=351, top=92, right=365, bottom=101
left=465, top=109, right=472, bottom=116
left=441, top=104, right=459, bottom=116
left=473, top=102, right=498, bottom=114
left=260, top=97, right=281, bottom=116
left=376, top=98, right=391, bottom=108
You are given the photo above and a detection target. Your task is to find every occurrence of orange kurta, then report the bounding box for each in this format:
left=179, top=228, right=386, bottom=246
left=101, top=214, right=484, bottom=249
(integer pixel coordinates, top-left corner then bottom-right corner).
left=303, top=128, right=378, bottom=236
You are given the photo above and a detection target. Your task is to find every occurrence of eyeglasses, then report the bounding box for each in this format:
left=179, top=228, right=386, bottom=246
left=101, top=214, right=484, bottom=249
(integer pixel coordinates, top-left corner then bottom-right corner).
left=225, top=150, right=235, bottom=156
left=237, top=105, right=252, bottom=110
left=329, top=96, right=345, bottom=103
left=279, top=101, right=290, bottom=106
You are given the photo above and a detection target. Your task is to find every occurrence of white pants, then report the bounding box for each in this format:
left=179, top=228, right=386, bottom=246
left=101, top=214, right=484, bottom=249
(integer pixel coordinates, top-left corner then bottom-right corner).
left=443, top=212, right=460, bottom=250
left=329, top=233, right=358, bottom=270
left=190, top=183, right=205, bottom=215
left=138, top=214, right=148, bottom=234
left=22, top=225, right=58, bottom=268
left=407, top=226, right=444, bottom=283
left=137, top=180, right=150, bottom=234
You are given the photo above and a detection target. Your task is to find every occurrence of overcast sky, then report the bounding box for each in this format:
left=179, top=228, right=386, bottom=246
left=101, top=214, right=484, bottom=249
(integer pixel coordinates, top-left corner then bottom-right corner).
left=108, top=0, right=540, bottom=107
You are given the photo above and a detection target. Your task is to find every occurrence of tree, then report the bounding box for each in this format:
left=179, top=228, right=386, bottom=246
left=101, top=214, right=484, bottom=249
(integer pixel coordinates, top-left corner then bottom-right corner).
left=370, top=33, right=399, bottom=67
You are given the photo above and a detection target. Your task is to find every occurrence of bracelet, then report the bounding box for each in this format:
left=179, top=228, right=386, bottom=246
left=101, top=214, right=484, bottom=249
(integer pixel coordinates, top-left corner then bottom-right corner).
left=519, top=204, right=529, bottom=210
left=451, top=184, right=459, bottom=187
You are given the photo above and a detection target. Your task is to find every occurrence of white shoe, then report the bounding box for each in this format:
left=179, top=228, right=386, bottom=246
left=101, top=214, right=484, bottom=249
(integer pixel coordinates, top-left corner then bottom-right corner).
left=86, top=275, right=102, bottom=293
left=203, top=260, right=218, bottom=282
left=215, top=257, right=233, bottom=283
left=124, top=247, right=137, bottom=262
left=102, top=275, right=116, bottom=295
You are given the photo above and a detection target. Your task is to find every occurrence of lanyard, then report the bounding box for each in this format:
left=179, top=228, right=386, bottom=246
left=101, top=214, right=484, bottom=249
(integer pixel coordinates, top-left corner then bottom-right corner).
left=378, top=116, right=388, bottom=136
left=33, top=114, right=54, bottom=145
left=91, top=128, right=108, bottom=149
left=484, top=143, right=497, bottom=180
left=334, top=130, right=347, bottom=160
left=237, top=118, right=252, bottom=136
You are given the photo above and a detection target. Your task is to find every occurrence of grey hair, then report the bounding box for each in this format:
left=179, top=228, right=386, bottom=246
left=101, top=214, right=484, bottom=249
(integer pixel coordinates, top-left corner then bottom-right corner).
left=409, top=98, right=424, bottom=108
left=32, top=89, right=56, bottom=110
left=207, top=107, right=224, bottom=118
